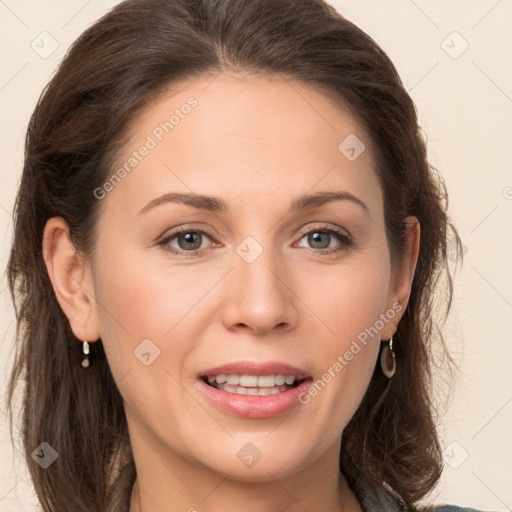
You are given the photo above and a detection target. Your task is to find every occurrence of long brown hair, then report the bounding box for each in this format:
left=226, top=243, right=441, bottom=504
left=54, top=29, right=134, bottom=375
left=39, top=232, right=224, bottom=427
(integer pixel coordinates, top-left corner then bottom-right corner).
left=6, top=0, right=462, bottom=510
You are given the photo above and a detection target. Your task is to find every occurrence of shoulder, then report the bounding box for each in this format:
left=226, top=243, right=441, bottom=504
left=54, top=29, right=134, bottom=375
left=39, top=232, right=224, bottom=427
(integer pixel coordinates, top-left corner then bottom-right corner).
left=353, top=481, right=492, bottom=512
left=416, top=504, right=496, bottom=512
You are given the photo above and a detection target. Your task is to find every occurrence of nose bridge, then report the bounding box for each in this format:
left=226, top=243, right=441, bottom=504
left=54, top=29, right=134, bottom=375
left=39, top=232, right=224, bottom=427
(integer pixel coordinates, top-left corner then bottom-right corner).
left=222, top=231, right=297, bottom=334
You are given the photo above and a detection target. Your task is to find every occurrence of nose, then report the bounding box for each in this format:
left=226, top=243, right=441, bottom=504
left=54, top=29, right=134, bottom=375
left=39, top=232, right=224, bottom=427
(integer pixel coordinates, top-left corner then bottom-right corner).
left=221, top=243, right=299, bottom=336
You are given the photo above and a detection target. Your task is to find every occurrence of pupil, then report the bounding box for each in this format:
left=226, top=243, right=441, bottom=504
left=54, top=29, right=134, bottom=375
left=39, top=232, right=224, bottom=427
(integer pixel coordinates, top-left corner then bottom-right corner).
left=309, top=232, right=329, bottom=249
left=179, top=232, right=201, bottom=250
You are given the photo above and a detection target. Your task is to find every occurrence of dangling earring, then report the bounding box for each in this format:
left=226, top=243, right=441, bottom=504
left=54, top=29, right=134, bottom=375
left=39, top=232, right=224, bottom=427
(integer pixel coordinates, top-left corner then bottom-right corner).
left=81, top=341, right=90, bottom=368
left=380, top=334, right=396, bottom=378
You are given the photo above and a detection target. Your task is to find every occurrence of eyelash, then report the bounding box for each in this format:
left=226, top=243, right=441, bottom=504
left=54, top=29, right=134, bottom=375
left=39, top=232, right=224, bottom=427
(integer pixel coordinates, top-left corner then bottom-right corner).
left=157, top=224, right=352, bottom=258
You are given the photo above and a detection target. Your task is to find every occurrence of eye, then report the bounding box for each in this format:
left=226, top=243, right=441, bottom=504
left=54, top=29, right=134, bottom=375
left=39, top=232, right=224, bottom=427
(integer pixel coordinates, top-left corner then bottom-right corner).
left=295, top=225, right=352, bottom=255
left=157, top=223, right=352, bottom=258
left=158, top=227, right=216, bottom=258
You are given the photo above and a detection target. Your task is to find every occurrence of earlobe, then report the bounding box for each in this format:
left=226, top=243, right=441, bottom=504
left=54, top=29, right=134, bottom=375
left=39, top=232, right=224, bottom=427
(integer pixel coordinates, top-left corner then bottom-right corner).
left=42, top=217, right=100, bottom=343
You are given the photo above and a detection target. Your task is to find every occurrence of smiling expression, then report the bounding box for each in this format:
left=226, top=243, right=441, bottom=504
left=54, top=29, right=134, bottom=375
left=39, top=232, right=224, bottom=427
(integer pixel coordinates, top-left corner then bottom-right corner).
left=76, top=71, right=414, bottom=482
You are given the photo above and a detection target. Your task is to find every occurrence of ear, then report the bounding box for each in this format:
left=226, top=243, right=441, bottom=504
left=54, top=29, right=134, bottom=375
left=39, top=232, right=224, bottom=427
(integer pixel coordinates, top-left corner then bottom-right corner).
left=42, top=217, right=100, bottom=343
left=381, top=216, right=420, bottom=338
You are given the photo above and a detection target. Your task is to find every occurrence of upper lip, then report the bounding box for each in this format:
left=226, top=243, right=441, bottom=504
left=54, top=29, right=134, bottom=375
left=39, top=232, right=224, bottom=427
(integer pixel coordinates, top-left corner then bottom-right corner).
left=199, top=361, right=311, bottom=380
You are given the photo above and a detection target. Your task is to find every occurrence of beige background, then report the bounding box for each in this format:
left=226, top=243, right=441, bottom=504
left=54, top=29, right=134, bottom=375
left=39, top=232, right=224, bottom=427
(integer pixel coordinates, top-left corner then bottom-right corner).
left=1, top=1, right=511, bottom=510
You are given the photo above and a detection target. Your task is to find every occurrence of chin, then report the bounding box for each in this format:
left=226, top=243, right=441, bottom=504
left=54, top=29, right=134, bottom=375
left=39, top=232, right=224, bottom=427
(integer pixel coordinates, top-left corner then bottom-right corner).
left=187, top=436, right=316, bottom=482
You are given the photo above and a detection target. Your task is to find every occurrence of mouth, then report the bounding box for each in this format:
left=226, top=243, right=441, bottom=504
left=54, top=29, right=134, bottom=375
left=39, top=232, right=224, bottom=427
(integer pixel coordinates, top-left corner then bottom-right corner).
left=197, top=361, right=313, bottom=418
left=198, top=361, right=310, bottom=395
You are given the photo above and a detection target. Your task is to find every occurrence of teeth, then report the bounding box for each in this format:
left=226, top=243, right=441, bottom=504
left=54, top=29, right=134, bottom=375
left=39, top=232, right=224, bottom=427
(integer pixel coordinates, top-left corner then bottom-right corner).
left=214, top=383, right=292, bottom=395
left=240, top=375, right=258, bottom=387
left=206, top=374, right=298, bottom=388
left=256, top=375, right=275, bottom=387
left=226, top=375, right=240, bottom=385
left=275, top=375, right=286, bottom=385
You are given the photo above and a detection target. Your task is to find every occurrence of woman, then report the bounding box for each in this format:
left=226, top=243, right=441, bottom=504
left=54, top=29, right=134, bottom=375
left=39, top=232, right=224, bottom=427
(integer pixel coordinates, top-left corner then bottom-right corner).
left=6, top=0, right=486, bottom=510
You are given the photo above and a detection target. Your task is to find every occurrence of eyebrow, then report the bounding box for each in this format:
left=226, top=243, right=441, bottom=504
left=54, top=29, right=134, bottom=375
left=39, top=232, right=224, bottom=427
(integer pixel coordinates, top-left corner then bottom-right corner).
left=137, top=190, right=370, bottom=216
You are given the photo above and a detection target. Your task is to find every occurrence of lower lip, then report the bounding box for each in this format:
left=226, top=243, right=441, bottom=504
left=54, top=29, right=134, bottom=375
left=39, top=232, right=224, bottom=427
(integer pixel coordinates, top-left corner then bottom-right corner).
left=197, top=378, right=313, bottom=419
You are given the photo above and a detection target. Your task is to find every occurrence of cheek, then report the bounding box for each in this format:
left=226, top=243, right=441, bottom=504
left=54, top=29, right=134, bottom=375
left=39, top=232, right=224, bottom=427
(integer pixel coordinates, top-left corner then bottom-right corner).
left=297, top=253, right=389, bottom=425
left=90, top=247, right=201, bottom=432
left=90, top=243, right=192, bottom=385
left=93, top=236, right=201, bottom=337
left=308, top=254, right=390, bottom=343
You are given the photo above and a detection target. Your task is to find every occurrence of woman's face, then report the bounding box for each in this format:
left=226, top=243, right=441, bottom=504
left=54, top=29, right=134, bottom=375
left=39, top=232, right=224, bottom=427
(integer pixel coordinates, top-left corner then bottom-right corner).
left=62, top=73, right=418, bottom=482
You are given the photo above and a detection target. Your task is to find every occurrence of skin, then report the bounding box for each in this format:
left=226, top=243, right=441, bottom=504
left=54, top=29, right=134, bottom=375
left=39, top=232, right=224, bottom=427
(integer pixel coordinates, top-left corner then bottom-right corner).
left=43, top=71, right=420, bottom=512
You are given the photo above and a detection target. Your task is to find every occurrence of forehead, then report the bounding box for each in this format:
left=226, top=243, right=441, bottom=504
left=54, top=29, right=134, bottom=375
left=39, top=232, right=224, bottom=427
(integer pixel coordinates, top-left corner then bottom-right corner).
left=106, top=72, right=382, bottom=218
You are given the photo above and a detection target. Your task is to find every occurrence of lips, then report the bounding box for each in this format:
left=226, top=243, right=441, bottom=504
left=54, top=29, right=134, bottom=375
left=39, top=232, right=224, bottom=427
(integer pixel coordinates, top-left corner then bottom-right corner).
left=197, top=361, right=313, bottom=419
